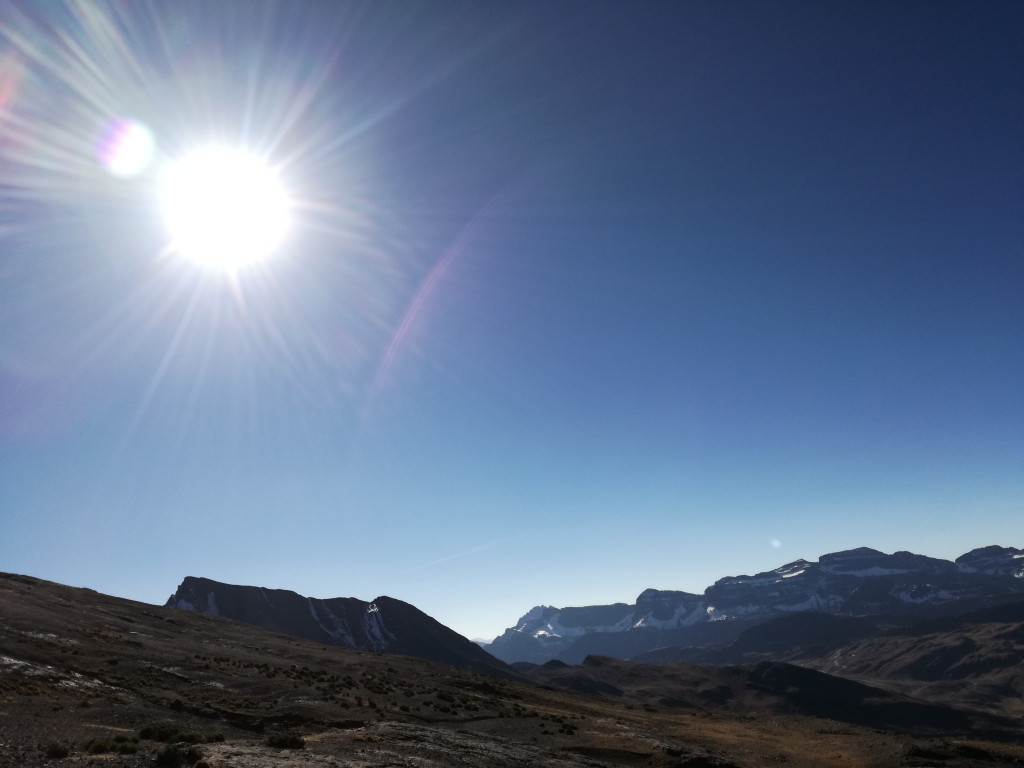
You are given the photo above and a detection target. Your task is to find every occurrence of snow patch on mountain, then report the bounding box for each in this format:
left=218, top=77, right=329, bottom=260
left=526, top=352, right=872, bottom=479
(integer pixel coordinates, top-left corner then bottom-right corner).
left=511, top=606, right=556, bottom=633
left=705, top=592, right=841, bottom=621
left=546, top=611, right=631, bottom=639
left=633, top=601, right=705, bottom=629
left=892, top=587, right=956, bottom=604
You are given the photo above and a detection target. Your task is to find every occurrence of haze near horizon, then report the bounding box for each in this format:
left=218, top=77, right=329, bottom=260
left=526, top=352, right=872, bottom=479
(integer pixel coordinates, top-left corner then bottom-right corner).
left=1, top=1, right=1021, bottom=642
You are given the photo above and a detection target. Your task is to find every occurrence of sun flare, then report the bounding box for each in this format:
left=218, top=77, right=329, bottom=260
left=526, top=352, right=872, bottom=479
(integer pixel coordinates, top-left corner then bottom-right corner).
left=159, top=146, right=290, bottom=271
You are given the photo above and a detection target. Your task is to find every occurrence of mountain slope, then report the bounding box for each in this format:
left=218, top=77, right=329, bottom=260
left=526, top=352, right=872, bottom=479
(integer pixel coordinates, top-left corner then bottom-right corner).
left=166, top=576, right=514, bottom=678
left=804, top=598, right=1024, bottom=718
left=523, top=655, right=1021, bottom=741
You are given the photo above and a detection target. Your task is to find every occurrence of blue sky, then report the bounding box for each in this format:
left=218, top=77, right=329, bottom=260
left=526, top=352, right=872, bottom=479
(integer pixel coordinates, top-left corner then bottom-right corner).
left=1, top=1, right=1021, bottom=641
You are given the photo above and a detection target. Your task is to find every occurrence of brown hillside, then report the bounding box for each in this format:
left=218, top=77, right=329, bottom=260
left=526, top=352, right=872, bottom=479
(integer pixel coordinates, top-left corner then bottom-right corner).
left=3, top=573, right=1024, bottom=767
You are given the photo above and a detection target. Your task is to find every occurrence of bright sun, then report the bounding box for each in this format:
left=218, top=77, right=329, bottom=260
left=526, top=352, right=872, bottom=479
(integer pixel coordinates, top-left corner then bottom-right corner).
left=159, top=146, right=290, bottom=270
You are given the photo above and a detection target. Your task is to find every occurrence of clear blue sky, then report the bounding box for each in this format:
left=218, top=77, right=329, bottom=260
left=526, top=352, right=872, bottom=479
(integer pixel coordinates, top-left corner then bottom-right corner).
left=1, top=1, right=1021, bottom=642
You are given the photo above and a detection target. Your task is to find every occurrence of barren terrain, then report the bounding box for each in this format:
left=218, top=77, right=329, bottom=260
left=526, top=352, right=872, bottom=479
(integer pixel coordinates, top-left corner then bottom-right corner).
left=2, top=573, right=1023, bottom=767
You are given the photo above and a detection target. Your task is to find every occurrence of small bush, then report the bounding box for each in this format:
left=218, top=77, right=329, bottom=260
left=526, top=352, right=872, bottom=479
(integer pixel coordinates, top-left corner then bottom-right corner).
left=140, top=724, right=181, bottom=742
left=84, top=735, right=138, bottom=755
left=154, top=745, right=181, bottom=766
left=44, top=743, right=70, bottom=758
left=266, top=733, right=305, bottom=750
left=141, top=726, right=224, bottom=745
left=154, top=744, right=203, bottom=766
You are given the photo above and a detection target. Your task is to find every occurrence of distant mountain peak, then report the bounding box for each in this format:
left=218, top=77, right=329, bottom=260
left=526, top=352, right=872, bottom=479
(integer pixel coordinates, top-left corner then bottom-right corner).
left=955, top=545, right=1024, bottom=578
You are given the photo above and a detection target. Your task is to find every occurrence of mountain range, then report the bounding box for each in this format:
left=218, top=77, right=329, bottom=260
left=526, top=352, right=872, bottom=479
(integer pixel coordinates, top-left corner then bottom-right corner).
left=485, top=545, right=1024, bottom=664
left=164, top=547, right=1024, bottom=674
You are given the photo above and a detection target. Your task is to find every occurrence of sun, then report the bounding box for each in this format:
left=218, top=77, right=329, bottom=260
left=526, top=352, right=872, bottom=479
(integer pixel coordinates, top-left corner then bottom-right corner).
left=158, top=146, right=290, bottom=271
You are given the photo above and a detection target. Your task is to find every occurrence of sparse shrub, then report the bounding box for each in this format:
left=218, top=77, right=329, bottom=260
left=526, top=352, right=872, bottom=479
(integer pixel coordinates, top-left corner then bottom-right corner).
left=45, top=743, right=70, bottom=758
left=153, top=744, right=203, bottom=766
left=146, top=730, right=221, bottom=745
left=266, top=733, right=305, bottom=749
left=154, top=744, right=182, bottom=766
left=84, top=735, right=138, bottom=755
left=954, top=744, right=995, bottom=761
left=140, top=724, right=181, bottom=742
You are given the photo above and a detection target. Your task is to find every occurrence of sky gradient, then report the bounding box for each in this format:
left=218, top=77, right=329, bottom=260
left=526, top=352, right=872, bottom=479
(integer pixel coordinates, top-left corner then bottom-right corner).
left=1, top=1, right=1022, bottom=642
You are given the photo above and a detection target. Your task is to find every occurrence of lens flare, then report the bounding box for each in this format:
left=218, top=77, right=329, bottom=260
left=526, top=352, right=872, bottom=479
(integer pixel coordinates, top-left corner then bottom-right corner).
left=97, top=118, right=154, bottom=178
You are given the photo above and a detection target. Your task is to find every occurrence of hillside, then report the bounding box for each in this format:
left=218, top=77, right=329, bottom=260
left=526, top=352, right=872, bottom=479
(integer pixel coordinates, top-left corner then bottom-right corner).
left=4, top=572, right=1024, bottom=767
